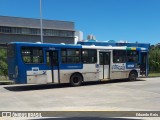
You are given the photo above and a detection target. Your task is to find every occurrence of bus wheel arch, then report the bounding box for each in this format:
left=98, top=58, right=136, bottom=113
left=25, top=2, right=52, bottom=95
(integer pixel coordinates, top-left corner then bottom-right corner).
left=129, top=70, right=138, bottom=81
left=70, top=72, right=83, bottom=87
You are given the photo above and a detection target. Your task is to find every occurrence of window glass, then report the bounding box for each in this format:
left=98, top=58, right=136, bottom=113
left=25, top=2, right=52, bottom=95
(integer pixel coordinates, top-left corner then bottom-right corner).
left=0, top=26, right=12, bottom=33
left=104, top=53, right=110, bottom=65
left=61, top=49, right=80, bottom=63
left=99, top=52, right=110, bottom=65
left=21, top=47, right=44, bottom=64
left=43, top=29, right=74, bottom=37
left=0, top=26, right=74, bottom=37
left=22, top=28, right=30, bottom=34
left=113, top=50, right=126, bottom=63
left=30, top=28, right=39, bottom=35
left=46, top=51, right=58, bottom=66
left=12, top=27, right=22, bottom=34
left=82, top=49, right=97, bottom=63
left=52, top=52, right=58, bottom=65
left=99, top=53, right=103, bottom=65
left=127, top=51, right=139, bottom=62
left=46, top=52, right=50, bottom=66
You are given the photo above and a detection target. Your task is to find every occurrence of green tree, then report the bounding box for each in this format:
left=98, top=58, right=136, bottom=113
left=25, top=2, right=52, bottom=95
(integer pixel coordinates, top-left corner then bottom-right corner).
left=149, top=46, right=160, bottom=73
left=0, top=48, right=8, bottom=77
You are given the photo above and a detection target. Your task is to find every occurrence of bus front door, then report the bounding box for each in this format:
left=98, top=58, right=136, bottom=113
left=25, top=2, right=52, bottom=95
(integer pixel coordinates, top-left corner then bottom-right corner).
left=99, top=52, right=110, bottom=79
left=46, top=50, right=60, bottom=83
left=140, top=52, right=147, bottom=76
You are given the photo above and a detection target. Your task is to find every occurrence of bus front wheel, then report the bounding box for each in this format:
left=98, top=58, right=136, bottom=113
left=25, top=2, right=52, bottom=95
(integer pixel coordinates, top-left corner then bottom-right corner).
left=129, top=71, right=137, bottom=81
left=70, top=73, right=82, bottom=87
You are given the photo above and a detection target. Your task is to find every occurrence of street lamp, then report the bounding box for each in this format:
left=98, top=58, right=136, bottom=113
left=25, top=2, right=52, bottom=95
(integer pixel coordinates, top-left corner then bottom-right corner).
left=40, top=0, right=43, bottom=43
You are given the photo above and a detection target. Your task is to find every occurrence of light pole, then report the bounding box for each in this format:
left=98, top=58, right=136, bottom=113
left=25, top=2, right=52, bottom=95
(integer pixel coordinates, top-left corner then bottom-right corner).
left=40, top=0, right=43, bottom=43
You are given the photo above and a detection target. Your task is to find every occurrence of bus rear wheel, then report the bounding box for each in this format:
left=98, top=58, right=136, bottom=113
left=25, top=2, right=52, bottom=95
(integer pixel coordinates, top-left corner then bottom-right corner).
left=129, top=71, right=137, bottom=81
left=70, top=73, right=82, bottom=87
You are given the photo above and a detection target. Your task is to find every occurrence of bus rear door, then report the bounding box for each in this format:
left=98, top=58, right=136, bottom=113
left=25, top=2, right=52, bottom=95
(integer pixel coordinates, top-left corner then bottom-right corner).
left=99, top=52, right=110, bottom=79
left=140, top=52, right=147, bottom=76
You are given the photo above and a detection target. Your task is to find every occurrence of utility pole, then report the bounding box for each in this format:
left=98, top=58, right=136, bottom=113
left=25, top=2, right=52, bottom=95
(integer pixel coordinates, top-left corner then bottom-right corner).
left=40, top=0, right=43, bottom=43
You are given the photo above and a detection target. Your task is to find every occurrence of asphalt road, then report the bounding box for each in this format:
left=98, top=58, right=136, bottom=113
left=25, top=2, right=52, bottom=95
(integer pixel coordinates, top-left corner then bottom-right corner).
left=0, top=77, right=160, bottom=119
left=0, top=77, right=160, bottom=111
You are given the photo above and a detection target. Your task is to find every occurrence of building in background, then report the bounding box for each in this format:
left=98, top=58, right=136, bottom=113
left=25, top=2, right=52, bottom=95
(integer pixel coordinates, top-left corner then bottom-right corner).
left=74, top=31, right=83, bottom=44
left=0, top=16, right=75, bottom=44
left=155, top=43, right=160, bottom=47
left=82, top=34, right=97, bottom=42
left=87, top=34, right=96, bottom=40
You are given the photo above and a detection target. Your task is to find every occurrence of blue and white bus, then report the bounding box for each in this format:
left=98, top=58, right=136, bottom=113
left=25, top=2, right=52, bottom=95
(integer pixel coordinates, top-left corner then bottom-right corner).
left=7, top=42, right=148, bottom=86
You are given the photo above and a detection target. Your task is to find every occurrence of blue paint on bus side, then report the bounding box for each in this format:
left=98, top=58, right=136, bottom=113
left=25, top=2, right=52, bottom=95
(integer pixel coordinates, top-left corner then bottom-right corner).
left=59, top=64, right=83, bottom=69
left=126, top=62, right=136, bottom=69
left=7, top=56, right=16, bottom=80
left=135, top=48, right=141, bottom=51
left=8, top=42, right=83, bottom=84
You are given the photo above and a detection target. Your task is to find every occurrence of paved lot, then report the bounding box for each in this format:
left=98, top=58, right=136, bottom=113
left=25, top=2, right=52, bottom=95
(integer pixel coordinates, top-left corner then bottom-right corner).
left=0, top=77, right=160, bottom=112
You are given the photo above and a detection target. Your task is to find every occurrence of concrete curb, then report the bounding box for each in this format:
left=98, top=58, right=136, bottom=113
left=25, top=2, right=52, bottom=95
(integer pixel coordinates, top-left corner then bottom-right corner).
left=139, top=76, right=160, bottom=78
left=0, top=81, right=14, bottom=85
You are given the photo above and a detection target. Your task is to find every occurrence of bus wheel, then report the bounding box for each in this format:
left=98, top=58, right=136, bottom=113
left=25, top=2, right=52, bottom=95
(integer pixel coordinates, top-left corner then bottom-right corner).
left=129, top=71, right=137, bottom=81
left=70, top=73, right=82, bottom=87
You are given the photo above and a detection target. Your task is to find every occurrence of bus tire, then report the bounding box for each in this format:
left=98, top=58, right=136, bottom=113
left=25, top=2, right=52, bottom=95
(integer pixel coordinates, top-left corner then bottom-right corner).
left=129, top=71, right=137, bottom=81
left=70, top=73, right=82, bottom=87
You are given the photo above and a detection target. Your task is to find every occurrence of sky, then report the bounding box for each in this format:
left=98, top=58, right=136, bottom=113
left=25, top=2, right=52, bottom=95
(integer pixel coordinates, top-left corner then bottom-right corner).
left=0, top=0, right=160, bottom=45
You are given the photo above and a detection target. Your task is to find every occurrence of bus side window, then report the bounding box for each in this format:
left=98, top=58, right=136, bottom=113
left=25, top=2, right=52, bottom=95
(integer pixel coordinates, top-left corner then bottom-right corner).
left=21, top=47, right=44, bottom=64
left=82, top=49, right=97, bottom=63
left=127, top=51, right=139, bottom=62
left=82, top=50, right=88, bottom=63
left=113, top=50, right=126, bottom=63
left=61, top=49, right=81, bottom=64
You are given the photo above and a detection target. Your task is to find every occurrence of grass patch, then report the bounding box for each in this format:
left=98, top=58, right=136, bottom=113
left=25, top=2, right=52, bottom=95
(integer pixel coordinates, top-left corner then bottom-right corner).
left=148, top=73, right=160, bottom=77
left=0, top=76, right=9, bottom=81
left=0, top=76, right=14, bottom=85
